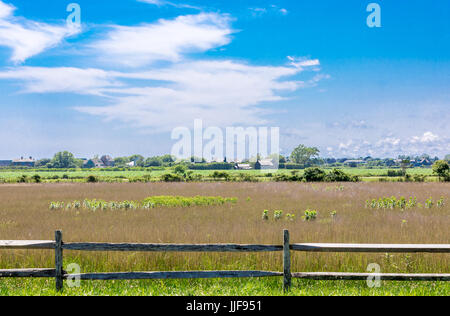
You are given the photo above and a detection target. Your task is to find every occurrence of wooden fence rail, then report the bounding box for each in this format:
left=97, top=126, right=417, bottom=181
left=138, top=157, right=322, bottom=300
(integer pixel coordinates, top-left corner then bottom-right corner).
left=0, top=230, right=449, bottom=291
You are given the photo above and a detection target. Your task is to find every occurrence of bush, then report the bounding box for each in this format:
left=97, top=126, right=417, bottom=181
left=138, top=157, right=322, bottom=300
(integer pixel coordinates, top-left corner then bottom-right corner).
left=304, top=167, right=326, bottom=182
left=32, top=174, right=41, bottom=183
left=87, top=175, right=98, bottom=183
left=387, top=169, right=405, bottom=177
left=18, top=175, right=28, bottom=183
left=161, top=173, right=184, bottom=182
left=188, top=163, right=234, bottom=170
left=325, top=169, right=350, bottom=182
left=212, top=171, right=230, bottom=181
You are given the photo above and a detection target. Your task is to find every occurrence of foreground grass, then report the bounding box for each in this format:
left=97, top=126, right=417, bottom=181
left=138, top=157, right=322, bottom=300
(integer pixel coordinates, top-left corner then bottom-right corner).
left=1, top=278, right=448, bottom=296
left=0, top=182, right=448, bottom=296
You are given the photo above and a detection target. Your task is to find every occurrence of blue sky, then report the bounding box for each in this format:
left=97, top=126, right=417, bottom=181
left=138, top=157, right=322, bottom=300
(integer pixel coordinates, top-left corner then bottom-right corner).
left=0, top=0, right=448, bottom=159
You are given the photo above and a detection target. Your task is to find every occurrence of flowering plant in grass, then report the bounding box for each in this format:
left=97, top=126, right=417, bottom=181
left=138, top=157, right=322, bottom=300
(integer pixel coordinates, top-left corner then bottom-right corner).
left=49, top=196, right=237, bottom=211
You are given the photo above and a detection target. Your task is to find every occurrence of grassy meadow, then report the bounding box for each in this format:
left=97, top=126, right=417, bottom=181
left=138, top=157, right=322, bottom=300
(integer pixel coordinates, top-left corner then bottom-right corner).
left=0, top=167, right=437, bottom=184
left=0, top=182, right=449, bottom=296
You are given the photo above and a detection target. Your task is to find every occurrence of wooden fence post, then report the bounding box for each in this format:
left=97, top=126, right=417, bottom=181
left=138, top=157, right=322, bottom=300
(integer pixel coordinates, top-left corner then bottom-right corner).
left=283, top=229, right=291, bottom=292
left=55, top=230, right=63, bottom=292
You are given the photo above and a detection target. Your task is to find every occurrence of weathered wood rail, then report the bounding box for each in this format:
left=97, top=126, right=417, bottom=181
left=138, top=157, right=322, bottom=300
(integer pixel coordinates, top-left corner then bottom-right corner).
left=0, top=230, right=449, bottom=291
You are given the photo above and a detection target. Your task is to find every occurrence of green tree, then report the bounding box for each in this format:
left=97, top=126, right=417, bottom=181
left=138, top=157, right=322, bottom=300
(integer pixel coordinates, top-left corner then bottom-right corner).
left=129, top=155, right=145, bottom=167
left=174, top=164, right=187, bottom=175
left=445, top=154, right=450, bottom=162
left=290, top=145, right=320, bottom=165
left=432, top=160, right=450, bottom=181
left=35, top=158, right=51, bottom=168
left=49, top=151, right=81, bottom=169
left=114, top=157, right=130, bottom=167
left=144, top=157, right=163, bottom=167
left=161, top=155, right=175, bottom=163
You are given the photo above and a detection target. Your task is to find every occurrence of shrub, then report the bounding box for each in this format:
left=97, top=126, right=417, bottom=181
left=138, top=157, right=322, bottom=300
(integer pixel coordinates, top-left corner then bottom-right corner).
left=32, top=174, right=41, bottom=183
left=161, top=173, right=184, bottom=182
left=387, top=169, right=405, bottom=177
left=325, top=169, right=357, bottom=182
left=432, top=160, right=450, bottom=181
left=18, top=175, right=28, bottom=183
left=304, top=168, right=326, bottom=182
left=174, top=165, right=187, bottom=175
left=212, top=171, right=230, bottom=181
left=87, top=175, right=98, bottom=183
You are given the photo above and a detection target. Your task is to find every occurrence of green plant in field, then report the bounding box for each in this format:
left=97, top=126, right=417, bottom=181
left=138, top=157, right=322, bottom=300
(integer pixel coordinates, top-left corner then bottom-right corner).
left=302, top=209, right=317, bottom=221
left=330, top=210, right=337, bottom=218
left=262, top=210, right=269, bottom=221
left=366, top=196, right=420, bottom=210
left=52, top=196, right=238, bottom=212
left=425, top=197, right=433, bottom=209
left=437, top=197, right=445, bottom=208
left=285, top=213, right=296, bottom=221
left=273, top=210, right=283, bottom=221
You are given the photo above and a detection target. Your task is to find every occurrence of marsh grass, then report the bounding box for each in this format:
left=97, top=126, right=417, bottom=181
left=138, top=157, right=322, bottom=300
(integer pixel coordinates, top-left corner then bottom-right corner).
left=0, top=182, right=449, bottom=295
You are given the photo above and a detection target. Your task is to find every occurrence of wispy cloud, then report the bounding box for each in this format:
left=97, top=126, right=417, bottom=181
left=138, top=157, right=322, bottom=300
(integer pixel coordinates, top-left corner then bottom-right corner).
left=0, top=57, right=323, bottom=131
left=91, top=13, right=232, bottom=67
left=0, top=0, right=80, bottom=63
left=0, top=6, right=326, bottom=135
left=138, top=0, right=200, bottom=10
left=249, top=5, right=288, bottom=17
left=77, top=60, right=316, bottom=130
left=327, top=131, right=449, bottom=158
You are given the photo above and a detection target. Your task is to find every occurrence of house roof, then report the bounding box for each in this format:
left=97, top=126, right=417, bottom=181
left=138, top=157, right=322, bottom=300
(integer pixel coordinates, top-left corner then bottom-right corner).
left=258, top=159, right=274, bottom=166
left=13, top=157, right=35, bottom=163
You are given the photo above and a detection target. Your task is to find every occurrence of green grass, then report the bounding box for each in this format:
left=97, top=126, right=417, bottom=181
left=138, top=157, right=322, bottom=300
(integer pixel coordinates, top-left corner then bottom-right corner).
left=1, top=278, right=448, bottom=296
left=0, top=167, right=435, bottom=183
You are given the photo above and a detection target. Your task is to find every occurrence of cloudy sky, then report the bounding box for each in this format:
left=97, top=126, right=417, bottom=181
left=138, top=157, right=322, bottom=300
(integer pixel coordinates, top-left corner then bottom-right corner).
left=0, top=0, right=448, bottom=159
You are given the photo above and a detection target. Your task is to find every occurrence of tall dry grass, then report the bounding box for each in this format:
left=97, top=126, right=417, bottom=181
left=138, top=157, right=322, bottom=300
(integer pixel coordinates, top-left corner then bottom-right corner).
left=0, top=182, right=448, bottom=275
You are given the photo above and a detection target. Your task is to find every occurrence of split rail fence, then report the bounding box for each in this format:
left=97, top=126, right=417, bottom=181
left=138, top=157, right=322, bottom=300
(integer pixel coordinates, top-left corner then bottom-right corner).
left=0, top=230, right=449, bottom=291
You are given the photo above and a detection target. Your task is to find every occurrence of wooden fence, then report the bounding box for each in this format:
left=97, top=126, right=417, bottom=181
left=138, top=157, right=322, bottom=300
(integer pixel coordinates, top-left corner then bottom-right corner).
left=1, top=230, right=449, bottom=292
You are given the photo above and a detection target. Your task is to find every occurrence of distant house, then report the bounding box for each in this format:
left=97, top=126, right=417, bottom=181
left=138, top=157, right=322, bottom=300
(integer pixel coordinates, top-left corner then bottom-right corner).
left=84, top=158, right=105, bottom=169
left=101, top=155, right=114, bottom=167
left=0, top=160, right=12, bottom=167
left=255, top=159, right=276, bottom=170
left=126, top=161, right=136, bottom=167
left=343, top=160, right=366, bottom=167
left=235, top=163, right=252, bottom=170
left=12, top=157, right=35, bottom=167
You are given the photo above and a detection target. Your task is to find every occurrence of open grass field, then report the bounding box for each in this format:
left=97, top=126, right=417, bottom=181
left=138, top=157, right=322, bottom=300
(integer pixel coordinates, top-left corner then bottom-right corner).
left=0, top=182, right=449, bottom=296
left=0, top=167, right=437, bottom=183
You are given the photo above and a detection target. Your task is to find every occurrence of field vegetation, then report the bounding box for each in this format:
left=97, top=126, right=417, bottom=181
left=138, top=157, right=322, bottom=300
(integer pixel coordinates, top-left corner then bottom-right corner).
left=0, top=167, right=440, bottom=184
left=0, top=182, right=448, bottom=296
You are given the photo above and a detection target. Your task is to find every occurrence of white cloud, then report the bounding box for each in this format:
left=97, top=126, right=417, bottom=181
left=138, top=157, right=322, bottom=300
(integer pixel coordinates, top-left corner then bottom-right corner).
left=92, top=13, right=233, bottom=67
left=410, top=131, right=439, bottom=144
left=376, top=137, right=401, bottom=147
left=138, top=0, right=200, bottom=10
left=0, top=0, right=80, bottom=63
left=250, top=5, right=288, bottom=17
left=287, top=56, right=320, bottom=70
left=76, top=60, right=312, bottom=130
left=0, top=67, right=119, bottom=95
left=0, top=58, right=325, bottom=131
